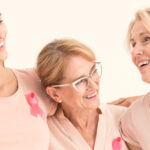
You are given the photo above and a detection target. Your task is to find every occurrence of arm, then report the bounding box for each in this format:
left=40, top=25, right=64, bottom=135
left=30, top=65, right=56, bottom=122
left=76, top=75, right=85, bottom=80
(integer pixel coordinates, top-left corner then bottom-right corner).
left=109, top=95, right=143, bottom=107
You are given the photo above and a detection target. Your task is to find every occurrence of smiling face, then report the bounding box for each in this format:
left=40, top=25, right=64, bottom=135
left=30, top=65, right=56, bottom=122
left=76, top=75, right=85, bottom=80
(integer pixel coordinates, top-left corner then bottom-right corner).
left=50, top=55, right=100, bottom=111
left=131, top=20, right=150, bottom=83
left=0, top=14, right=8, bottom=63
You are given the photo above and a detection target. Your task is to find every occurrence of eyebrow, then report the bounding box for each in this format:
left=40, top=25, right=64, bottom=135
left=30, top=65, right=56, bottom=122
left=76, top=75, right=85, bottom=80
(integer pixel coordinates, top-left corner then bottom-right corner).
left=71, top=63, right=96, bottom=82
left=130, top=32, right=150, bottom=42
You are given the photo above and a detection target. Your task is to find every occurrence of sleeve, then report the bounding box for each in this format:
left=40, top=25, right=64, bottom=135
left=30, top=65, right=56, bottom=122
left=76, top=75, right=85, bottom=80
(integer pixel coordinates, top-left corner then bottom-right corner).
left=120, top=107, right=140, bottom=147
left=14, top=68, right=58, bottom=116
left=120, top=93, right=150, bottom=148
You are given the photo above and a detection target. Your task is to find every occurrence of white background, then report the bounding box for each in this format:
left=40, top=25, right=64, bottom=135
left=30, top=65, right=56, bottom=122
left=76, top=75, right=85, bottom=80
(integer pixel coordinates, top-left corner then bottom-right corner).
left=1, top=0, right=150, bottom=102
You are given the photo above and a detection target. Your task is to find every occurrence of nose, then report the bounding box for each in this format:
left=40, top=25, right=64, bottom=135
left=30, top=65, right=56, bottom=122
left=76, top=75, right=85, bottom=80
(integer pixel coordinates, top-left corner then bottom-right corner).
left=87, top=78, right=99, bottom=90
left=132, top=43, right=144, bottom=56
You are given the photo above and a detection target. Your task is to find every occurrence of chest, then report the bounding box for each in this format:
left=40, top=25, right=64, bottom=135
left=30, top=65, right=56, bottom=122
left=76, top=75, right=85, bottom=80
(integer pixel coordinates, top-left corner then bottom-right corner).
left=0, top=92, right=50, bottom=150
left=78, top=126, right=97, bottom=149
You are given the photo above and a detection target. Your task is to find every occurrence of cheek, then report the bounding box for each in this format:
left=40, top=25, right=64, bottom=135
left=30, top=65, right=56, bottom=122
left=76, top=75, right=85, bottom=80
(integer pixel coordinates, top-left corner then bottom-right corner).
left=131, top=52, right=136, bottom=66
left=0, top=49, right=8, bottom=61
left=145, top=45, right=150, bottom=56
left=61, top=88, right=81, bottom=103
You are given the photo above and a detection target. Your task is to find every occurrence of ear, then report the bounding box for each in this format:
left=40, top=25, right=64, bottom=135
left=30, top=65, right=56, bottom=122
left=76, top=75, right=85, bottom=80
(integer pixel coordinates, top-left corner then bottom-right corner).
left=46, top=86, right=61, bottom=103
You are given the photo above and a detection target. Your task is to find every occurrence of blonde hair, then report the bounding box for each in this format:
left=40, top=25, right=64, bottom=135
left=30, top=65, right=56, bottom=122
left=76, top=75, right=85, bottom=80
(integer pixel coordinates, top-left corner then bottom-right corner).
left=37, top=38, right=96, bottom=88
left=126, top=7, right=150, bottom=51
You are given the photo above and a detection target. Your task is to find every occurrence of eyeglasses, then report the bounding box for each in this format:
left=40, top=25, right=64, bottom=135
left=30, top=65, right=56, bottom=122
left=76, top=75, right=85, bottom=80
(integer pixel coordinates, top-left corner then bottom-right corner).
left=52, top=62, right=102, bottom=93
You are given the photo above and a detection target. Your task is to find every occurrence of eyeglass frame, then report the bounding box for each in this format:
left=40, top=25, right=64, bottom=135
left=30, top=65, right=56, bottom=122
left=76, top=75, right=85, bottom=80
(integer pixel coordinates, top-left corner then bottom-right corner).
left=51, top=62, right=102, bottom=93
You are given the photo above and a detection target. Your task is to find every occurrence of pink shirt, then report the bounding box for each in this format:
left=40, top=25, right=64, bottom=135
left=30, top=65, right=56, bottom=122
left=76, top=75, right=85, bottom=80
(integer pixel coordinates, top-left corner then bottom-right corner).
left=0, top=68, right=57, bottom=150
left=48, top=104, right=128, bottom=150
left=120, top=92, right=150, bottom=149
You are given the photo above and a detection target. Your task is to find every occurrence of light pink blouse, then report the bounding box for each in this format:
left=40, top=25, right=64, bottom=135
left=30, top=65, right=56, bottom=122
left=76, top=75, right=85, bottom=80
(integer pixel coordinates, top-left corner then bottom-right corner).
left=120, top=92, right=150, bottom=149
left=0, top=68, right=57, bottom=150
left=48, top=104, right=128, bottom=150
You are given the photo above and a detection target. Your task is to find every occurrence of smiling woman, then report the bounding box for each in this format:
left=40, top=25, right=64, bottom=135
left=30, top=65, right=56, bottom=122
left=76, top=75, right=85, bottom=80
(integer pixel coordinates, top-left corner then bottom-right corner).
left=37, top=38, right=129, bottom=150
left=0, top=13, right=57, bottom=150
left=120, top=7, right=150, bottom=150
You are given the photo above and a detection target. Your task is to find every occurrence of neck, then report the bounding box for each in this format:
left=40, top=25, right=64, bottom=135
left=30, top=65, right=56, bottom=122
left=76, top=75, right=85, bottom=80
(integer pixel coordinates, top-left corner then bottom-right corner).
left=62, top=104, right=99, bottom=129
left=0, top=61, right=4, bottom=68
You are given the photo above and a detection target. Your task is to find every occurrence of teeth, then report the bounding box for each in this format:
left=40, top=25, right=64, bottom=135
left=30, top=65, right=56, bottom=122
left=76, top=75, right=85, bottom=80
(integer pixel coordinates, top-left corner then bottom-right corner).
left=138, top=61, right=149, bottom=67
left=0, top=42, right=4, bottom=48
left=85, top=92, right=97, bottom=98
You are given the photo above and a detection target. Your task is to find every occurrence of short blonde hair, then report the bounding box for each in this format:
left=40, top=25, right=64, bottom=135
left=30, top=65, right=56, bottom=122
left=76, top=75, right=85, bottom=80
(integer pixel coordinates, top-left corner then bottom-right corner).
left=37, top=38, right=96, bottom=88
left=126, top=7, right=150, bottom=51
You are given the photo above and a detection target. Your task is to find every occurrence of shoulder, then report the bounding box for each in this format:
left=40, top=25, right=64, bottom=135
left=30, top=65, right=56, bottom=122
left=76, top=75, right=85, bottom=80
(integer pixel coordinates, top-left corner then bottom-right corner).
left=102, top=103, right=127, bottom=117
left=122, top=92, right=150, bottom=119
left=101, top=103, right=127, bottom=124
left=14, top=68, right=39, bottom=81
left=121, top=92, right=150, bottom=128
left=13, top=68, right=43, bottom=90
left=120, top=93, right=150, bottom=147
left=14, top=68, right=57, bottom=116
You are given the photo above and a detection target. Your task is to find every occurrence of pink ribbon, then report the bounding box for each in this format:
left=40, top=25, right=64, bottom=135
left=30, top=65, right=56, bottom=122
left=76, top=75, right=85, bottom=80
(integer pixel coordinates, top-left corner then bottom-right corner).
left=112, top=137, right=122, bottom=150
left=27, top=92, right=46, bottom=120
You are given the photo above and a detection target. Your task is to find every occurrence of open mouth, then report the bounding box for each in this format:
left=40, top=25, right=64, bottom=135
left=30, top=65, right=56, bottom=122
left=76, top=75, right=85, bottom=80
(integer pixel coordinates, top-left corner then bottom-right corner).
left=138, top=61, right=150, bottom=68
left=83, top=91, right=97, bottom=100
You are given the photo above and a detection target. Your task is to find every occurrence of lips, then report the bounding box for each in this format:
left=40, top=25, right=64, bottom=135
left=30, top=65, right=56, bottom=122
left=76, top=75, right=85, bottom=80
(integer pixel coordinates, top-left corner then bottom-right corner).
left=138, top=61, right=150, bottom=67
left=83, top=91, right=97, bottom=100
left=137, top=59, right=150, bottom=68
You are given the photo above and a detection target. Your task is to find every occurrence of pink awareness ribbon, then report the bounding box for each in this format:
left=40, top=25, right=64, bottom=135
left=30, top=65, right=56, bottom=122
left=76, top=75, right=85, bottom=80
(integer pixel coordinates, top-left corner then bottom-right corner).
left=27, top=92, right=46, bottom=120
left=112, top=137, right=122, bottom=150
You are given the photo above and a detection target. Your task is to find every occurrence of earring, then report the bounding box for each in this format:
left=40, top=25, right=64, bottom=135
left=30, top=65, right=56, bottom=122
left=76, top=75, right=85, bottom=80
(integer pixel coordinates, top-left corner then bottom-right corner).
left=58, top=100, right=62, bottom=103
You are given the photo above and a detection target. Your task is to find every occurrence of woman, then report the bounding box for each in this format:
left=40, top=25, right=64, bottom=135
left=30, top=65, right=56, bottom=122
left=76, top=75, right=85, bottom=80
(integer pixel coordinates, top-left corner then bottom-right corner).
left=120, top=7, right=150, bottom=150
left=0, top=13, right=57, bottom=150
left=37, top=38, right=129, bottom=150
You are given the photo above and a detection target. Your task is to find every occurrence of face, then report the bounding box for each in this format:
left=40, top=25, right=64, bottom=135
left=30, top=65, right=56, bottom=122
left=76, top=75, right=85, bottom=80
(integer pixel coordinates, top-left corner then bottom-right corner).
left=0, top=15, right=8, bottom=63
left=130, top=20, right=150, bottom=83
left=52, top=55, right=100, bottom=111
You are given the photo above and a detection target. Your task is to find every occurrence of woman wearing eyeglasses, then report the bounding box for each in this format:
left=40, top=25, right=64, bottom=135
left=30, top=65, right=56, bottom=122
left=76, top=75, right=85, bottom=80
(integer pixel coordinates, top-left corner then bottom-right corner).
left=37, top=39, right=129, bottom=150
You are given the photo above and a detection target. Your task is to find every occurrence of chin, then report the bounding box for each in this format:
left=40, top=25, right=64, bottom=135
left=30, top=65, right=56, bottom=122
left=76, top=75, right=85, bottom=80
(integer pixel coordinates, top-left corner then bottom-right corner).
left=87, top=100, right=100, bottom=110
left=0, top=51, right=8, bottom=61
left=141, top=74, right=150, bottom=84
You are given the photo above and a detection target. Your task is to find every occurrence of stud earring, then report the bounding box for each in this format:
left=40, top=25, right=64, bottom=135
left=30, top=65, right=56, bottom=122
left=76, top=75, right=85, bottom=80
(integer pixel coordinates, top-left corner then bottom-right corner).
left=58, top=100, right=62, bottom=103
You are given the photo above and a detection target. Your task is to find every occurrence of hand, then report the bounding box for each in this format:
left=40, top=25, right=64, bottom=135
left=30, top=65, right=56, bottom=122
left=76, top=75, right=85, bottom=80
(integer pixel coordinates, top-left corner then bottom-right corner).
left=109, top=95, right=143, bottom=107
left=126, top=142, right=142, bottom=150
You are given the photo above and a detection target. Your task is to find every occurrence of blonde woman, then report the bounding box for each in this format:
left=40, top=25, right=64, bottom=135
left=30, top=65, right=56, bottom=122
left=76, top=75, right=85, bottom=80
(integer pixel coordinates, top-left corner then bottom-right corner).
left=37, top=38, right=129, bottom=150
left=120, top=7, right=150, bottom=150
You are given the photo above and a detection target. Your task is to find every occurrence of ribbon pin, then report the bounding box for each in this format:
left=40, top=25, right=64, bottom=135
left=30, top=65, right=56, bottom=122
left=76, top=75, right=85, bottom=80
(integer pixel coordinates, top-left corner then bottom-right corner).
left=112, top=137, right=122, bottom=150
left=27, top=92, right=46, bottom=120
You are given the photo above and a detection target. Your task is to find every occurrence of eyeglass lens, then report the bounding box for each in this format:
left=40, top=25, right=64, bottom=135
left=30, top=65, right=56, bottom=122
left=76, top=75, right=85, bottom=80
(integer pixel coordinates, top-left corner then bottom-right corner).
left=75, top=64, right=101, bottom=93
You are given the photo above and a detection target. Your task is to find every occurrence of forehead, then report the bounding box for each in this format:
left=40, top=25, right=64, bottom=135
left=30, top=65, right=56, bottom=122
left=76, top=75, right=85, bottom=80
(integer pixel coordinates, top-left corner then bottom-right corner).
left=63, top=55, right=94, bottom=80
left=131, top=21, right=149, bottom=39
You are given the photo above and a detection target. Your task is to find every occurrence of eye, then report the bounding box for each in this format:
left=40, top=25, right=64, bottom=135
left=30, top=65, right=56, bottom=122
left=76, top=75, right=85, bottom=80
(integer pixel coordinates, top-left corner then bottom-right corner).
left=75, top=78, right=88, bottom=86
left=143, top=36, right=150, bottom=42
left=130, top=42, right=136, bottom=48
left=76, top=78, right=86, bottom=85
left=0, top=19, right=3, bottom=23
